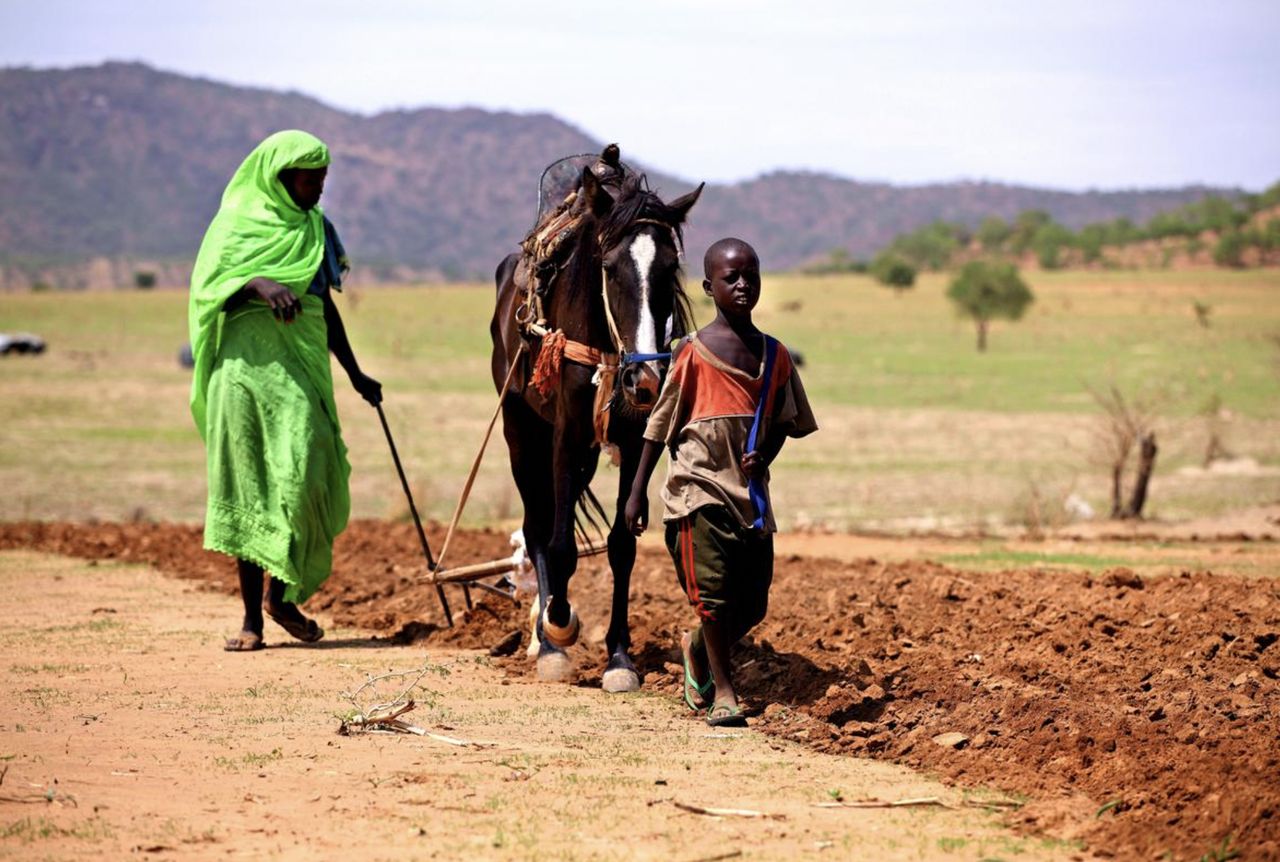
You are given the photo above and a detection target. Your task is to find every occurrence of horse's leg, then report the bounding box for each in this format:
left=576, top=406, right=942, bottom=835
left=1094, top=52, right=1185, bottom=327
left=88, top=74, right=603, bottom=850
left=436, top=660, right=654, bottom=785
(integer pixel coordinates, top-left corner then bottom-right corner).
left=601, top=435, right=643, bottom=693
left=542, top=420, right=585, bottom=631
left=500, top=397, right=573, bottom=680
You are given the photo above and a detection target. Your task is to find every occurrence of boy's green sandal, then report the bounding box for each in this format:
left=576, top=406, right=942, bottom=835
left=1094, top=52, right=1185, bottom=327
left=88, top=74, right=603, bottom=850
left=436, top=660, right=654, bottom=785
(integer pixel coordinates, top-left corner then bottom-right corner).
left=706, top=703, right=747, bottom=727
left=681, top=632, right=714, bottom=712
left=684, top=661, right=714, bottom=713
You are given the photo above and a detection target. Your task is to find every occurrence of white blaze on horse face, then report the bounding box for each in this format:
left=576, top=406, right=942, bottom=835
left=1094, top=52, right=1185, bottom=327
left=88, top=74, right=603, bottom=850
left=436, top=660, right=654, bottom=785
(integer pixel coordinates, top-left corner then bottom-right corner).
left=629, top=232, right=658, bottom=358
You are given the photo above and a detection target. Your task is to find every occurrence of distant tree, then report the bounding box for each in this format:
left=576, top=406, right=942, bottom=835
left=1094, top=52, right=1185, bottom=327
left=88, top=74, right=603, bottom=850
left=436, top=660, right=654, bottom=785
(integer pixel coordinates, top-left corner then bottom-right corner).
left=1076, top=224, right=1107, bottom=263
left=1192, top=300, right=1212, bottom=329
left=1009, top=210, right=1051, bottom=254
left=1102, top=217, right=1140, bottom=246
left=1213, top=230, right=1246, bottom=268
left=890, top=221, right=961, bottom=270
left=1146, top=211, right=1193, bottom=239
left=946, top=260, right=1034, bottom=352
left=977, top=216, right=1011, bottom=251
left=133, top=270, right=157, bottom=289
left=1089, top=384, right=1161, bottom=520
left=870, top=252, right=916, bottom=294
left=1187, top=196, right=1247, bottom=233
left=802, top=248, right=867, bottom=275
left=1032, top=222, right=1074, bottom=269
left=1258, top=180, right=1280, bottom=209
left=1259, top=220, right=1280, bottom=253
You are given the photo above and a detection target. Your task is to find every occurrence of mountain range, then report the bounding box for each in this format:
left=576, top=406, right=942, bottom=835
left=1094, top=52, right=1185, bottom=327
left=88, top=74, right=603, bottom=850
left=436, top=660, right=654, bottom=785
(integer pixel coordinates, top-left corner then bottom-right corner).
left=0, top=62, right=1239, bottom=286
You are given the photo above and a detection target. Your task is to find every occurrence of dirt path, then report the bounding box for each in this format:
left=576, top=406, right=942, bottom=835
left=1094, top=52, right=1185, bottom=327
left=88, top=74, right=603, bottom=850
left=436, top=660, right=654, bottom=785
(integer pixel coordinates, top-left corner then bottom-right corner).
left=3, top=521, right=1278, bottom=860
left=0, top=550, right=1079, bottom=861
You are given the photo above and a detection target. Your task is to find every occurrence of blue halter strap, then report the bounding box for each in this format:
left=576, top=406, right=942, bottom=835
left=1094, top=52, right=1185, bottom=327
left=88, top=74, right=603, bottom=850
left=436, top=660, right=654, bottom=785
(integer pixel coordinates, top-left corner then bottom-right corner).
left=621, top=351, right=671, bottom=364
left=746, top=336, right=779, bottom=531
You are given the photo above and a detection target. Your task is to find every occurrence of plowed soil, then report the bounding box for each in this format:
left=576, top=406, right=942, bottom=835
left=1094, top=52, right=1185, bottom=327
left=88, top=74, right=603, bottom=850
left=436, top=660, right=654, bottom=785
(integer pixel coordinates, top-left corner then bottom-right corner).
left=2, top=520, right=1277, bottom=860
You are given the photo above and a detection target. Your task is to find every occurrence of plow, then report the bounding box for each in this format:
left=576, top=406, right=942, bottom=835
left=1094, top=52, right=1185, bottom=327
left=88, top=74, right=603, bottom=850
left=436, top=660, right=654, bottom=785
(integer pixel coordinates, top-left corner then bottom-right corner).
left=375, top=364, right=609, bottom=630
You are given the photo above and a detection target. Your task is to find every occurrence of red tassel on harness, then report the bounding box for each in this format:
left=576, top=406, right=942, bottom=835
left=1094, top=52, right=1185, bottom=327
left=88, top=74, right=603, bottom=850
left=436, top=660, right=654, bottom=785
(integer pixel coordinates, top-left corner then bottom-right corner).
left=530, top=330, right=567, bottom=397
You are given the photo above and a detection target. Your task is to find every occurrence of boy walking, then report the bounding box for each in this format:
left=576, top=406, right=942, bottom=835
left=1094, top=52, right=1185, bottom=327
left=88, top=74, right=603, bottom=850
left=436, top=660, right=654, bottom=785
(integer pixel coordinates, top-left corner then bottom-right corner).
left=625, top=238, right=817, bottom=726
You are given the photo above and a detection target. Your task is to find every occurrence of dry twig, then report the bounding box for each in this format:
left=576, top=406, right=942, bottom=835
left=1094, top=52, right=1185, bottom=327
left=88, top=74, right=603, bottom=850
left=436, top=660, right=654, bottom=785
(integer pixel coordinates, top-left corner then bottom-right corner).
left=339, top=663, right=439, bottom=736
left=813, top=796, right=946, bottom=809
left=672, top=800, right=784, bottom=820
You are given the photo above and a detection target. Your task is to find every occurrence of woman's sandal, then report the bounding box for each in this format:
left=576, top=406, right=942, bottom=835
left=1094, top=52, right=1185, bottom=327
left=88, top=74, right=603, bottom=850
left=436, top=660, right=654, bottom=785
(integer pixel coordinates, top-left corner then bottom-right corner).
left=705, top=702, right=747, bottom=728
left=681, top=632, right=713, bottom=712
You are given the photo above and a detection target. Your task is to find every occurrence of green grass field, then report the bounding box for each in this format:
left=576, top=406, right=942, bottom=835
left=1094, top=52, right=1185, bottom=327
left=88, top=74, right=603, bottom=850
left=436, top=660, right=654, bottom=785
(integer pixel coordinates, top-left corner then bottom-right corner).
left=2, top=268, right=1278, bottom=530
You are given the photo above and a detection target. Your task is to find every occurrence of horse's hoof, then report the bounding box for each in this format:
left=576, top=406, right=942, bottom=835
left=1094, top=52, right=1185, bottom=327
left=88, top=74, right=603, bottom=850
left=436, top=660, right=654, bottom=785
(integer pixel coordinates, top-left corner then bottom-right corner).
left=602, top=667, right=640, bottom=693
left=540, top=600, right=580, bottom=649
left=536, top=648, right=574, bottom=682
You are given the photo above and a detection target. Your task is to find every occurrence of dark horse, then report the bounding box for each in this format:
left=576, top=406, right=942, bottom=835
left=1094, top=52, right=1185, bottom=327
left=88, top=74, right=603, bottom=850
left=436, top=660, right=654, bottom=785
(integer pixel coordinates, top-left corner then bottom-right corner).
left=490, top=151, right=702, bottom=689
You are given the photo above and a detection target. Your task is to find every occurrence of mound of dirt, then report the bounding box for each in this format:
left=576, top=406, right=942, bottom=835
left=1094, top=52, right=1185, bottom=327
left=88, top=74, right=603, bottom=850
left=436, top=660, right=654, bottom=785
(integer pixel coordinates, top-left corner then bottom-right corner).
left=2, top=520, right=1276, bottom=860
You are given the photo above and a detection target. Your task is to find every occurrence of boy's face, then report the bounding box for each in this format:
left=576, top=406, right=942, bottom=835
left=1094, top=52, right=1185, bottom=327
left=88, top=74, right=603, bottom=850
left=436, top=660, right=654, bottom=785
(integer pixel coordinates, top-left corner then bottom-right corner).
left=703, top=243, right=761, bottom=317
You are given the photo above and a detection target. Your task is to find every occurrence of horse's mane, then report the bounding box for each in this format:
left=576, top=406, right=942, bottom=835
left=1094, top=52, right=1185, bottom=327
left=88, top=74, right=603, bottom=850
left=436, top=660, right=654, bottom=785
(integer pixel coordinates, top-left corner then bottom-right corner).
left=560, top=173, right=695, bottom=340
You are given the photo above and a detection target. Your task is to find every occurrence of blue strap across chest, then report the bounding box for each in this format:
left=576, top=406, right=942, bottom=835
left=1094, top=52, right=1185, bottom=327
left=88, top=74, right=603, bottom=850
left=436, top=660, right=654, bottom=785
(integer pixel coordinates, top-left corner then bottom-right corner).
left=746, top=336, right=779, bottom=531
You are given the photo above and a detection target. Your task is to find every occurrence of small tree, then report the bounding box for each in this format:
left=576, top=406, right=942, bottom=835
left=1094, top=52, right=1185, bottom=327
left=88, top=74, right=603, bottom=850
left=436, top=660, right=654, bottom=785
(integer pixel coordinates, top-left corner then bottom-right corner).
left=870, top=252, right=916, bottom=295
left=977, top=216, right=1011, bottom=251
left=945, top=260, right=1034, bottom=351
left=1214, top=230, right=1246, bottom=268
left=1032, top=222, right=1074, bottom=269
left=134, top=270, right=157, bottom=289
left=1090, top=385, right=1160, bottom=519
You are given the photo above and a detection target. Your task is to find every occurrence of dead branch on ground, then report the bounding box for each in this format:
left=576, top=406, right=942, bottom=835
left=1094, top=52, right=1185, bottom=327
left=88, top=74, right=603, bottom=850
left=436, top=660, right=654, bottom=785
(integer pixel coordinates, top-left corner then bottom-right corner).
left=1089, top=384, right=1161, bottom=520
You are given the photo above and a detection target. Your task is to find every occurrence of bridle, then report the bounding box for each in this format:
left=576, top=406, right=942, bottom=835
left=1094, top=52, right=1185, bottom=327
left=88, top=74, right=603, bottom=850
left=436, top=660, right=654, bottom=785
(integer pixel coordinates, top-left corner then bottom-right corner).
left=598, top=217, right=684, bottom=370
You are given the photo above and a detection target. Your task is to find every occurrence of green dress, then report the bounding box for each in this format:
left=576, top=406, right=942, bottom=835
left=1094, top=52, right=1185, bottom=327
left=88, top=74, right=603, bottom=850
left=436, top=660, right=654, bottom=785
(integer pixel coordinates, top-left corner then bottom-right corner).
left=188, top=130, right=350, bottom=603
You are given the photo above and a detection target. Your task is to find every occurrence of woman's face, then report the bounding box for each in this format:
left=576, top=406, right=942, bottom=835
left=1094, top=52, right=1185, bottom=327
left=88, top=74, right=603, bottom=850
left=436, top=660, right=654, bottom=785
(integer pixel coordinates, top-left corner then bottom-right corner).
left=280, top=167, right=328, bottom=210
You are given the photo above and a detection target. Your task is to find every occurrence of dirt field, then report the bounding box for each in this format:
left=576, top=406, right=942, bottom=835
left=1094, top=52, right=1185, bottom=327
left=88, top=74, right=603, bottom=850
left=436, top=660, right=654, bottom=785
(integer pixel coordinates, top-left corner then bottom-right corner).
left=2, top=521, right=1276, bottom=860
left=1, top=545, right=1082, bottom=862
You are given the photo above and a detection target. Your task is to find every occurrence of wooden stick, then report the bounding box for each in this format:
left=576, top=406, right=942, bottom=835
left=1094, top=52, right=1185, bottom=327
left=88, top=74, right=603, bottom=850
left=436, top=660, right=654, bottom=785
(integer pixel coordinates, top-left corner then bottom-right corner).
left=672, top=800, right=782, bottom=819
left=433, top=343, right=525, bottom=574
left=813, top=796, right=946, bottom=810
left=425, top=540, right=609, bottom=586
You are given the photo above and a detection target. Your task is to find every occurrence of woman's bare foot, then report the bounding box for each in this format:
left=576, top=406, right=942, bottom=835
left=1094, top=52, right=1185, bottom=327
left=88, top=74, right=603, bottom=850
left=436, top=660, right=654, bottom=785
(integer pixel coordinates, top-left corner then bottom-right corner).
left=265, top=600, right=324, bottom=643
left=224, top=630, right=264, bottom=651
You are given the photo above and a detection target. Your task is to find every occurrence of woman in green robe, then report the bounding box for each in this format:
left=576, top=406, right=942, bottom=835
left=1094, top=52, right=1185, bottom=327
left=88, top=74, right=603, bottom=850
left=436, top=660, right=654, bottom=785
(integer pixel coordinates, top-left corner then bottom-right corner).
left=189, top=130, right=381, bottom=651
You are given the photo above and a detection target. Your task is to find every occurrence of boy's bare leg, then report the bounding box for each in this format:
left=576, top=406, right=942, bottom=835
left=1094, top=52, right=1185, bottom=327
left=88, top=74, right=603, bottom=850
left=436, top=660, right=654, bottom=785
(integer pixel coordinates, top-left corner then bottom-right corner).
left=683, top=629, right=712, bottom=709
left=700, top=619, right=738, bottom=710
left=225, top=559, right=265, bottom=650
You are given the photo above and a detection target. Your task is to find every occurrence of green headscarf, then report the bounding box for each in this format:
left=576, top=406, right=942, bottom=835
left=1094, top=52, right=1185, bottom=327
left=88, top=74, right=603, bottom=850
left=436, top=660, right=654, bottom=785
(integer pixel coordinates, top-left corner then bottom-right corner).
left=188, top=130, right=332, bottom=436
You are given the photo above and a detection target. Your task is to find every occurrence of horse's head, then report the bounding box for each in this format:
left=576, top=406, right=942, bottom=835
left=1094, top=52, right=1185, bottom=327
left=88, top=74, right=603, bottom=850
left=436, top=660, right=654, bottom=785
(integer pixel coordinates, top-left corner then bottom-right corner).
left=582, top=167, right=703, bottom=415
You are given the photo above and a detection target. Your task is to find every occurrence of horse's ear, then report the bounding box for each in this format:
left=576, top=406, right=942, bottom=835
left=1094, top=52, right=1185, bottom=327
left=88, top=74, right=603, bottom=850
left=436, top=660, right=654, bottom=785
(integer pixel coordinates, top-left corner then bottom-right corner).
left=581, top=165, right=614, bottom=217
left=667, top=182, right=705, bottom=225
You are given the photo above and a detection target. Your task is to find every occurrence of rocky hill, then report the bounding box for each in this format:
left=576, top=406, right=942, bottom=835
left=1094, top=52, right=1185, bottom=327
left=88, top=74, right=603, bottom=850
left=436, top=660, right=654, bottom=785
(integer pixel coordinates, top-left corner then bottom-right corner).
left=0, top=62, right=1239, bottom=287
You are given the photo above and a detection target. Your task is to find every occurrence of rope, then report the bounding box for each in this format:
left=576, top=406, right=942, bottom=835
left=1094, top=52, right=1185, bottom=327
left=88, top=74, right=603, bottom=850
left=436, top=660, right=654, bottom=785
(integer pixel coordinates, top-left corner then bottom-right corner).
left=530, top=330, right=566, bottom=397
left=433, top=342, right=526, bottom=574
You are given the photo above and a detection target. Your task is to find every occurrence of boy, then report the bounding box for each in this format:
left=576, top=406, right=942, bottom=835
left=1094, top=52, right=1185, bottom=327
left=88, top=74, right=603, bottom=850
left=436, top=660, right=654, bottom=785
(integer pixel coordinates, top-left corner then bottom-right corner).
left=625, top=237, right=817, bottom=726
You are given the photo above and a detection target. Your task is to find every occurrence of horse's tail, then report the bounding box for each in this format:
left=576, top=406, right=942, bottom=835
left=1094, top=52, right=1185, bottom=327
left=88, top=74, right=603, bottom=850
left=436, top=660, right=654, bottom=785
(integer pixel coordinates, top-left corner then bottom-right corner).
left=574, top=485, right=610, bottom=548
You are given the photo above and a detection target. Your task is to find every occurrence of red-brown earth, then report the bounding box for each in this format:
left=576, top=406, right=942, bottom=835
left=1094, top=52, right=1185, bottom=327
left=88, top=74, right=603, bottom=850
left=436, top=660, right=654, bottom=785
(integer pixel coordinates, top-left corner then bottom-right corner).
left=2, top=519, right=1276, bottom=860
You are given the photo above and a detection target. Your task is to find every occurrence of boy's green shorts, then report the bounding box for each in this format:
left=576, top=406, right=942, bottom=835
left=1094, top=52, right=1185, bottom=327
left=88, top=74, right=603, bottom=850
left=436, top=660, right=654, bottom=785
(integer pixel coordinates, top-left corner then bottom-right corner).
left=664, top=504, right=773, bottom=624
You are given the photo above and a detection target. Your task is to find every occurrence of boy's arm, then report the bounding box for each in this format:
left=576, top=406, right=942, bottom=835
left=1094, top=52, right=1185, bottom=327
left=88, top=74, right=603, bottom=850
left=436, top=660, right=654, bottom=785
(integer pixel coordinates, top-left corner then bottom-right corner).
left=624, top=439, right=665, bottom=535
left=322, top=292, right=382, bottom=406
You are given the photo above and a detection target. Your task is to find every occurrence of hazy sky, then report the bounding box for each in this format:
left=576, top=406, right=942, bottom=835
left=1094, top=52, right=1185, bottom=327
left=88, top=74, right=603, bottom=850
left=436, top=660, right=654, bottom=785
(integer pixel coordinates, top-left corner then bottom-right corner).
left=3, top=0, right=1277, bottom=190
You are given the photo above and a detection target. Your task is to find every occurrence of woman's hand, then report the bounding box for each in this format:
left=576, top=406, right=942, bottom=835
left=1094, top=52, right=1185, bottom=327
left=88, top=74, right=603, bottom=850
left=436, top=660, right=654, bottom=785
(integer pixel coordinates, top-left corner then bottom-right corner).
left=349, top=370, right=382, bottom=406
left=248, top=278, right=303, bottom=323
